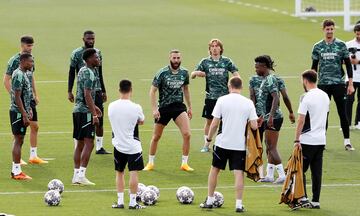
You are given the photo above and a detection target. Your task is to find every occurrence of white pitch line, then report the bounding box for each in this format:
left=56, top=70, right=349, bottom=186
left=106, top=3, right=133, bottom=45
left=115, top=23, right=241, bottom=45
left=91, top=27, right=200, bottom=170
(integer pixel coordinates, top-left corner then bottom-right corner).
left=0, top=126, right=343, bottom=136
left=36, top=81, right=67, bottom=83
left=0, top=183, right=359, bottom=195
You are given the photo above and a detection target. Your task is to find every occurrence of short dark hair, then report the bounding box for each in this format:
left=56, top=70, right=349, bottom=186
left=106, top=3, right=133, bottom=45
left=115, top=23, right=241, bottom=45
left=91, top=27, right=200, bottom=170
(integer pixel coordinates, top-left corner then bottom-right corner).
left=119, top=79, right=132, bottom=93
left=254, top=55, right=276, bottom=71
left=229, top=76, right=242, bottom=89
left=20, top=35, right=34, bottom=44
left=302, top=70, right=317, bottom=83
left=83, top=30, right=95, bottom=36
left=354, top=24, right=360, bottom=32
left=322, top=19, right=335, bottom=28
left=82, top=48, right=97, bottom=61
left=169, top=49, right=180, bottom=54
left=20, top=53, right=33, bottom=61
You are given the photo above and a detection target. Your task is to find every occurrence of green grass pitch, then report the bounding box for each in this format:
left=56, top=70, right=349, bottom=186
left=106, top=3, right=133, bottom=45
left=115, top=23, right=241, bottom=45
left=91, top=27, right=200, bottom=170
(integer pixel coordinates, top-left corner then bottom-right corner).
left=0, top=0, right=359, bottom=215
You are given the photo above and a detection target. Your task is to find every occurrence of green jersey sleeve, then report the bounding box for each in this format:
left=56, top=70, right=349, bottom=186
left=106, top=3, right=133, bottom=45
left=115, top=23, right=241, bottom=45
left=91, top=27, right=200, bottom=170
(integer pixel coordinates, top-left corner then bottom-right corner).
left=266, top=75, right=278, bottom=94
left=226, top=58, right=238, bottom=73
left=152, top=71, right=162, bottom=88
left=340, top=42, right=350, bottom=59
left=84, top=69, right=95, bottom=90
left=6, top=58, right=18, bottom=76
left=311, top=44, right=320, bottom=61
left=277, top=77, right=286, bottom=91
left=70, top=51, right=77, bottom=68
left=12, top=73, right=24, bottom=90
left=184, top=70, right=189, bottom=85
left=195, top=59, right=205, bottom=71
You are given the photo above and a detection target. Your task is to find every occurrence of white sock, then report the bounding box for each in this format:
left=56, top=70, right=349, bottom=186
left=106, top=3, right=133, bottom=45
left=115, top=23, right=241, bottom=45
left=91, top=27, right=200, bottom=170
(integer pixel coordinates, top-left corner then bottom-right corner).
left=117, top=192, right=124, bottom=205
left=12, top=162, right=21, bottom=175
left=149, top=155, right=155, bottom=164
left=129, top=193, right=137, bottom=206
left=30, top=147, right=37, bottom=158
left=96, top=136, right=103, bottom=151
left=73, top=168, right=79, bottom=178
left=266, top=163, right=275, bottom=179
left=79, top=166, right=86, bottom=177
left=258, top=164, right=265, bottom=179
left=236, top=199, right=243, bottom=209
left=181, top=155, right=188, bottom=165
left=344, top=138, right=351, bottom=146
left=74, top=138, right=77, bottom=149
left=206, top=196, right=215, bottom=205
left=275, top=164, right=286, bottom=178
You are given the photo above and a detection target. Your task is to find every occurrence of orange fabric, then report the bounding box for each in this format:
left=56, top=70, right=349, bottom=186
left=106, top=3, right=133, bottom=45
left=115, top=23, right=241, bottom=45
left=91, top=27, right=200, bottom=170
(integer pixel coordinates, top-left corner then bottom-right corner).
left=245, top=124, right=263, bottom=182
left=279, top=146, right=305, bottom=206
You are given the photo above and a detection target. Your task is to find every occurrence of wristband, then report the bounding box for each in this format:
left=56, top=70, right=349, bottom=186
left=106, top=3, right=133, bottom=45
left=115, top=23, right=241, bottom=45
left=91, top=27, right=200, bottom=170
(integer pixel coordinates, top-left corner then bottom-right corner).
left=294, top=140, right=300, bottom=143
left=206, top=138, right=212, bottom=142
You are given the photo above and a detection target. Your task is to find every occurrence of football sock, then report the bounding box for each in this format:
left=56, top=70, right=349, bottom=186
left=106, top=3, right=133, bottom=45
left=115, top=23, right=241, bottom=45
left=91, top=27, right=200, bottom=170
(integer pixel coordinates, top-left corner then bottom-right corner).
left=181, top=155, right=188, bottom=165
left=12, top=162, right=21, bottom=175
left=258, top=164, right=265, bottom=179
left=30, top=147, right=37, bottom=158
left=148, top=155, right=155, bottom=164
left=96, top=136, right=103, bottom=151
left=344, top=138, right=351, bottom=146
left=73, top=168, right=79, bottom=178
left=266, top=163, right=275, bottom=179
left=79, top=167, right=86, bottom=177
left=206, top=196, right=215, bottom=205
left=236, top=199, right=243, bottom=209
left=129, top=193, right=137, bottom=206
left=275, top=164, right=286, bottom=178
left=117, top=192, right=124, bottom=205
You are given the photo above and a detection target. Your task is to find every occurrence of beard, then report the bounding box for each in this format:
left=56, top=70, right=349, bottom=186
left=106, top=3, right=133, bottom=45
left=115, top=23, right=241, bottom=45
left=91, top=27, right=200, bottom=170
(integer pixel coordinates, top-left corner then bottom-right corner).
left=170, top=61, right=181, bottom=70
left=85, top=42, right=94, bottom=48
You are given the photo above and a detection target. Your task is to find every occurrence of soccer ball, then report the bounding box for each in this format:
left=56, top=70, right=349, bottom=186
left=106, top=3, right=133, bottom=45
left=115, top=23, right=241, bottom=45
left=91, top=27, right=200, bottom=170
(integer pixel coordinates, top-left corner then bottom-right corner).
left=48, top=179, right=64, bottom=194
left=44, top=190, right=61, bottom=206
left=136, top=183, right=147, bottom=201
left=141, top=189, right=157, bottom=205
left=147, top=185, right=160, bottom=199
left=176, top=186, right=194, bottom=204
left=213, top=191, right=224, bottom=207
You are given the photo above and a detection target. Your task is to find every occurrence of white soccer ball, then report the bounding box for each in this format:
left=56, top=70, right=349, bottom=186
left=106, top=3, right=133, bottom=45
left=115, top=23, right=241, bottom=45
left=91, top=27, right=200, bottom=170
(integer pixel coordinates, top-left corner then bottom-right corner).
left=47, top=179, right=64, bottom=194
left=213, top=191, right=224, bottom=207
left=147, top=185, right=160, bottom=199
left=136, top=183, right=147, bottom=201
left=141, top=189, right=157, bottom=205
left=44, top=190, right=61, bottom=206
left=176, top=186, right=194, bottom=204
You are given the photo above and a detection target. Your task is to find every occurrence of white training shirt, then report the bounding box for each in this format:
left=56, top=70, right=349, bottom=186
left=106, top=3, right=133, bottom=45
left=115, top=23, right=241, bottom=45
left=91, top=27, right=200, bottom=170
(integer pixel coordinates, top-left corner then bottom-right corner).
left=212, top=93, right=258, bottom=151
left=298, top=88, right=329, bottom=145
left=346, top=39, right=360, bottom=83
left=108, top=99, right=145, bottom=154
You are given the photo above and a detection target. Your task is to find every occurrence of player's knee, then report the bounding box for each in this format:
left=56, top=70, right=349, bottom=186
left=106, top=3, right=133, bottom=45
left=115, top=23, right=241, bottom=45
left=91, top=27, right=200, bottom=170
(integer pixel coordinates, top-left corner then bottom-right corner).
left=31, top=123, right=39, bottom=132
left=182, top=131, right=191, bottom=140
left=152, top=134, right=162, bottom=142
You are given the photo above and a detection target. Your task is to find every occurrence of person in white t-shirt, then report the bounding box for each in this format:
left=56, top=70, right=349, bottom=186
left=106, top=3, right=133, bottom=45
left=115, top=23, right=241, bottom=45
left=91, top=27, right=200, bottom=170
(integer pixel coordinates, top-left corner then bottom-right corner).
left=294, top=70, right=330, bottom=209
left=346, top=24, right=360, bottom=130
left=108, top=79, right=145, bottom=210
left=199, top=77, right=258, bottom=213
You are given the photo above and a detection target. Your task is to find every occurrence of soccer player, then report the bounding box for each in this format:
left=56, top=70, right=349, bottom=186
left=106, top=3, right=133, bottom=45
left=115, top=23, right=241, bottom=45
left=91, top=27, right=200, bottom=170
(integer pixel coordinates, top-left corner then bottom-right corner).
left=109, top=79, right=146, bottom=210
left=311, top=19, right=355, bottom=151
left=294, top=70, right=330, bottom=209
left=9, top=53, right=34, bottom=180
left=72, top=48, right=102, bottom=186
left=191, top=38, right=240, bottom=152
left=68, top=30, right=110, bottom=154
left=345, top=24, right=360, bottom=129
left=199, top=77, right=258, bottom=212
left=3, top=35, right=47, bottom=165
left=252, top=55, right=286, bottom=184
left=143, top=49, right=193, bottom=172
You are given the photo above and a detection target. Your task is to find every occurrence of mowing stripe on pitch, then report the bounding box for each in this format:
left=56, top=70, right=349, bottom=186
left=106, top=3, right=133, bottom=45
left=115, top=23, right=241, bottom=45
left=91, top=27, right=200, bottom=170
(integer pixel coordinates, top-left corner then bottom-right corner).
left=0, top=183, right=359, bottom=195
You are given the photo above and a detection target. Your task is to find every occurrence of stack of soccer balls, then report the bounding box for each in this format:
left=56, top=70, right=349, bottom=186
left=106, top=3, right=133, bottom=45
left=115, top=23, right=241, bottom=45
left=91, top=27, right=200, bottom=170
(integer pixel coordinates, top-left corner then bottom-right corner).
left=44, top=179, right=64, bottom=206
left=136, top=183, right=160, bottom=206
left=176, top=186, right=194, bottom=204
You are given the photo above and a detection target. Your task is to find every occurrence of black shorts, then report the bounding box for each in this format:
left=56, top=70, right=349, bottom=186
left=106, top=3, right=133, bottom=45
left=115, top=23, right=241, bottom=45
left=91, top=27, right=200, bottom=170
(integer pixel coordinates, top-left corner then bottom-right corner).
left=114, top=148, right=144, bottom=172
left=156, top=102, right=187, bottom=126
left=212, top=145, right=246, bottom=171
left=265, top=117, right=283, bottom=131
left=9, top=111, right=28, bottom=136
left=95, top=91, right=104, bottom=127
left=30, top=100, right=38, bottom=122
left=202, top=99, right=217, bottom=119
left=73, top=112, right=95, bottom=140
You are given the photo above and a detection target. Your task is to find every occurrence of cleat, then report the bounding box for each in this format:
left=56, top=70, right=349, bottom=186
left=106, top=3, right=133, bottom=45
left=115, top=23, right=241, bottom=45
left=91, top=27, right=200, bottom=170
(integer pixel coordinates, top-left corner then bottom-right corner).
left=258, top=176, right=274, bottom=183
left=180, top=164, right=194, bottom=172
left=77, top=176, right=96, bottom=186
left=143, top=163, right=154, bottom=171
left=11, top=172, right=32, bottom=180
left=299, top=198, right=312, bottom=208
left=71, top=176, right=80, bottom=185
left=235, top=206, right=245, bottom=213
left=112, top=203, right=125, bottom=209
left=199, top=199, right=213, bottom=209
left=29, top=157, right=48, bottom=164
left=308, top=202, right=320, bottom=209
left=289, top=203, right=301, bottom=211
left=96, top=147, right=112, bottom=154
left=129, top=203, right=146, bottom=209
left=345, top=144, right=355, bottom=151
left=200, top=146, right=210, bottom=153
left=273, top=176, right=286, bottom=184
left=20, top=159, right=27, bottom=166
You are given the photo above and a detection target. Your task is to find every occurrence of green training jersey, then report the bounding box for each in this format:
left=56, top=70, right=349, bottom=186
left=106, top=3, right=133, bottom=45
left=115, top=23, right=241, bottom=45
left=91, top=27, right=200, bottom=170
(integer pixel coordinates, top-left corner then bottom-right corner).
left=258, top=74, right=283, bottom=120
left=10, top=68, right=32, bottom=114
left=73, top=66, right=97, bottom=113
left=6, top=53, right=35, bottom=99
left=195, top=56, right=238, bottom=100
left=70, top=47, right=102, bottom=91
left=152, top=66, right=189, bottom=108
left=312, top=38, right=349, bottom=85
left=249, top=75, right=264, bottom=115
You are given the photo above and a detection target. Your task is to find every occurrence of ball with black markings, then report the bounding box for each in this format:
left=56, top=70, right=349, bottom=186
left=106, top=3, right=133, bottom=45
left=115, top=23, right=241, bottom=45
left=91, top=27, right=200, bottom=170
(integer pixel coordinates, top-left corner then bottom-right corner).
left=44, top=190, right=61, bottom=206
